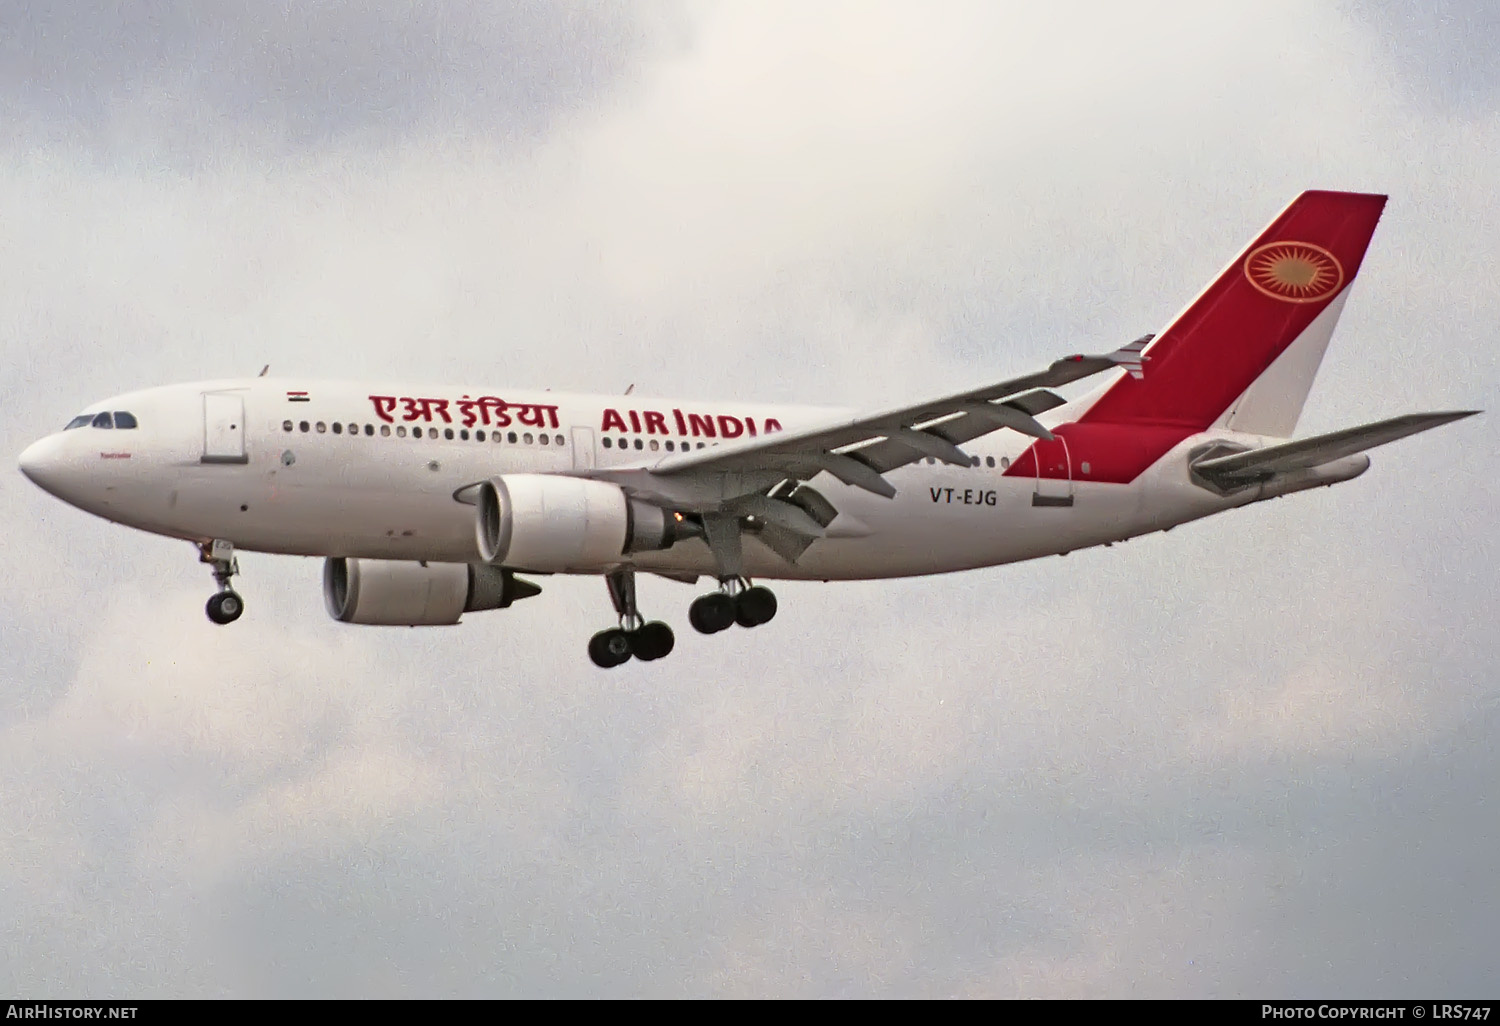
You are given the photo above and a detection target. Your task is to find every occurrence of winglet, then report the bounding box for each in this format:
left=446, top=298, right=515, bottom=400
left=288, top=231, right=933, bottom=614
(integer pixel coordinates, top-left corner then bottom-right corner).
left=1048, top=335, right=1155, bottom=381
left=1108, top=334, right=1153, bottom=379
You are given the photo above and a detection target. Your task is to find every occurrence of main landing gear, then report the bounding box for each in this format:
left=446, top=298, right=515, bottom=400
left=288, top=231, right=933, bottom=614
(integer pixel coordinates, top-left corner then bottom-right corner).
left=588, top=569, right=675, bottom=669
left=688, top=578, right=777, bottom=634
left=199, top=539, right=245, bottom=625
left=687, top=514, right=776, bottom=634
left=585, top=515, right=776, bottom=666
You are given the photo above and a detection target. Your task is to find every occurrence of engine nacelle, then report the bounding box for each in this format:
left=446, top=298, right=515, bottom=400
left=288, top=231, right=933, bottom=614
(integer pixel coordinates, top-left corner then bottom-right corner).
left=323, top=558, right=540, bottom=626
left=476, top=473, right=683, bottom=572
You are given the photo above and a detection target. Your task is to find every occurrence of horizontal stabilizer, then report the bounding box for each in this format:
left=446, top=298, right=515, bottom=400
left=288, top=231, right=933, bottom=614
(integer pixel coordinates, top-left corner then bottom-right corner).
left=1194, top=410, right=1479, bottom=487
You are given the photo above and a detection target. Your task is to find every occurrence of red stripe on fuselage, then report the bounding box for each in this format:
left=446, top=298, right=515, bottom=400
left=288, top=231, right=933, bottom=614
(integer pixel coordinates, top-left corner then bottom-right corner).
left=1005, top=422, right=1190, bottom=483
left=1006, top=190, right=1387, bottom=485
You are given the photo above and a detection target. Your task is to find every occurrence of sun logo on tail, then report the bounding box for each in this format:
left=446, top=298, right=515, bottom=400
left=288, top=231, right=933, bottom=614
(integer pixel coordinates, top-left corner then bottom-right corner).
left=1244, top=242, right=1344, bottom=303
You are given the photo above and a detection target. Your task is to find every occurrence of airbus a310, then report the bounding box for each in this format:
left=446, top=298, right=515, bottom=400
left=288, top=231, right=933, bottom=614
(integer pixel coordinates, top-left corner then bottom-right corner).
left=19, top=191, right=1476, bottom=666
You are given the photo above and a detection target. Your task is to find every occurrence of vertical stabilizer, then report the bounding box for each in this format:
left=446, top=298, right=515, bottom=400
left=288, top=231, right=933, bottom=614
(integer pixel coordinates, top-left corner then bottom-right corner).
left=1079, top=191, right=1387, bottom=433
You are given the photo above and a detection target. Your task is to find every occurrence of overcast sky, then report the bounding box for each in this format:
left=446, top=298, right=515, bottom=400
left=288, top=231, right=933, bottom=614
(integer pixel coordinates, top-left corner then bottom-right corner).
left=1, top=0, right=1496, bottom=998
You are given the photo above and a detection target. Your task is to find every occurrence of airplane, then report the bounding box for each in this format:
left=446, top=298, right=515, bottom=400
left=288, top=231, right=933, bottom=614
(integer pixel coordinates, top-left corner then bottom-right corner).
left=17, top=190, right=1478, bottom=667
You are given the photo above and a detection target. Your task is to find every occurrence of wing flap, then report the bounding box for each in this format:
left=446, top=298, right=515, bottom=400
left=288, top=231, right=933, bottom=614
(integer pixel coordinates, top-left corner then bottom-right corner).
left=643, top=337, right=1154, bottom=484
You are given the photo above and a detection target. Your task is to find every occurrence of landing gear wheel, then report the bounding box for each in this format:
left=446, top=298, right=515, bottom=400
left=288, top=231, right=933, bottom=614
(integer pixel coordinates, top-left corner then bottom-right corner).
left=734, top=586, right=777, bottom=628
left=588, top=628, right=633, bottom=669
left=595, top=569, right=676, bottom=666
left=199, top=540, right=244, bottom=626
left=689, top=592, right=737, bottom=634
left=630, top=621, right=675, bottom=661
left=206, top=590, right=244, bottom=625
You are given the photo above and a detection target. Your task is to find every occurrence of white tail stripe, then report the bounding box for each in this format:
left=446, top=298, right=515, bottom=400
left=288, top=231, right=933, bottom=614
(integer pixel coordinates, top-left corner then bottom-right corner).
left=1215, top=289, right=1350, bottom=438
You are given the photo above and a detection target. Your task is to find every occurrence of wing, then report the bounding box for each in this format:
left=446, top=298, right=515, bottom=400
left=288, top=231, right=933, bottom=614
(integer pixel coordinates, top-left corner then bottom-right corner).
left=577, top=336, right=1150, bottom=566
left=631, top=336, right=1153, bottom=500
left=1192, top=410, right=1479, bottom=490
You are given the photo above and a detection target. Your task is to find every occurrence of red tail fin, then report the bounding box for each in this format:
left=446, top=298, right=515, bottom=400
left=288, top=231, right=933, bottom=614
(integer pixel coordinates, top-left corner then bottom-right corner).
left=1080, top=190, right=1387, bottom=430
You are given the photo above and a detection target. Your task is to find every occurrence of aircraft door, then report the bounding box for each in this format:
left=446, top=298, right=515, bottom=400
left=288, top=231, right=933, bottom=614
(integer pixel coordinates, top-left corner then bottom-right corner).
left=571, top=426, right=596, bottom=471
left=202, top=392, right=248, bottom=464
left=1031, top=434, right=1074, bottom=507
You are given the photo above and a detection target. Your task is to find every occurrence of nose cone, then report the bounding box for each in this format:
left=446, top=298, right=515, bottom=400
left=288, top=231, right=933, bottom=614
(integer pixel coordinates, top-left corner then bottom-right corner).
left=19, top=434, right=72, bottom=498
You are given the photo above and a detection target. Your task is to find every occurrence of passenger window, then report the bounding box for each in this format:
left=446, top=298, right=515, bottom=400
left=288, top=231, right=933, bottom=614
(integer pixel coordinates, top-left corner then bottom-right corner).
left=396, top=426, right=407, bottom=437
left=364, top=424, right=373, bottom=436
left=665, top=441, right=674, bottom=452
left=555, top=434, right=564, bottom=446
left=649, top=440, right=659, bottom=451
left=634, top=439, right=643, bottom=450
left=507, top=432, right=517, bottom=443
left=460, top=429, right=470, bottom=440
left=91, top=412, right=114, bottom=429
left=332, top=422, right=342, bottom=434
left=283, top=420, right=294, bottom=432
left=380, top=425, right=390, bottom=437
left=475, top=430, right=485, bottom=442
left=442, top=428, right=453, bottom=440
left=1000, top=457, right=1010, bottom=469
left=986, top=456, right=995, bottom=468
left=539, top=434, right=549, bottom=446
left=113, top=412, right=138, bottom=429
left=602, top=437, right=612, bottom=449
left=523, top=433, right=534, bottom=444
left=413, top=427, right=423, bottom=438
left=970, top=456, right=980, bottom=467
left=299, top=421, right=310, bottom=433
left=315, top=422, right=326, bottom=433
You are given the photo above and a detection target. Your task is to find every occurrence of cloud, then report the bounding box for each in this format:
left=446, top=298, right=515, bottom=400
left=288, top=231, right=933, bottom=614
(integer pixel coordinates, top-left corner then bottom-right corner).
left=1, top=0, right=1497, bottom=998
left=0, top=1, right=661, bottom=157
left=1349, top=0, right=1500, bottom=114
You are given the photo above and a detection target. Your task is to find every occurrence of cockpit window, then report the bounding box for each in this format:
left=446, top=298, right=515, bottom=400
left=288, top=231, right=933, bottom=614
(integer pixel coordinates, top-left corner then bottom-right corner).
left=64, top=411, right=138, bottom=429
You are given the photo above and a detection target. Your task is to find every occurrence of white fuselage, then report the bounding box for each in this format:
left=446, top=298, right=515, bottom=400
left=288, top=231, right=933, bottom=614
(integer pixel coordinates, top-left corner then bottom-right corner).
left=18, top=377, right=1357, bottom=582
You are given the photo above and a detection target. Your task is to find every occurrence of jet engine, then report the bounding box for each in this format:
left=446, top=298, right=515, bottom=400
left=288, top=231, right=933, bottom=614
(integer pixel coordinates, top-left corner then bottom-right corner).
left=476, top=473, right=687, bottom=572
left=323, top=557, right=541, bottom=626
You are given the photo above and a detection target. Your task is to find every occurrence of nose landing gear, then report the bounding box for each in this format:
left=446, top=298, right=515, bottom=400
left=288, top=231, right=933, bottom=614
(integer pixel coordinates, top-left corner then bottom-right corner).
left=206, top=590, right=244, bottom=625
left=199, top=539, right=245, bottom=625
